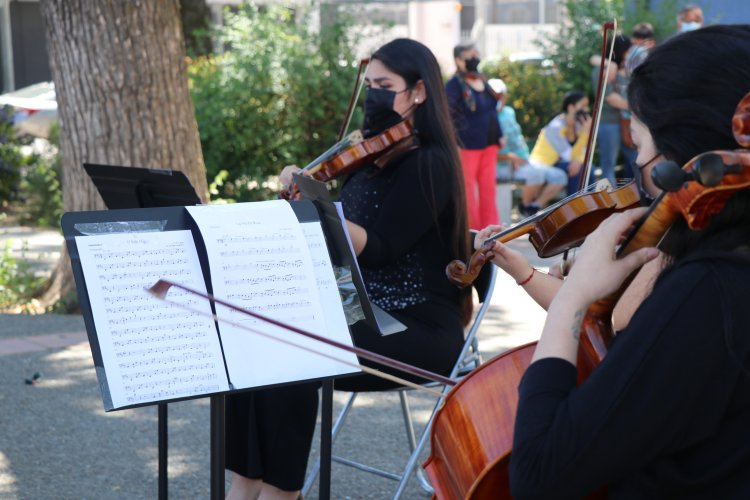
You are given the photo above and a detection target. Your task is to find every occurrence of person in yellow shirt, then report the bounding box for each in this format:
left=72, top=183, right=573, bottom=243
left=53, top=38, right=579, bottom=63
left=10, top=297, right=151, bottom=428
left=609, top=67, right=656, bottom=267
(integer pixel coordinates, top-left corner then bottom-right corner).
left=515, top=91, right=591, bottom=215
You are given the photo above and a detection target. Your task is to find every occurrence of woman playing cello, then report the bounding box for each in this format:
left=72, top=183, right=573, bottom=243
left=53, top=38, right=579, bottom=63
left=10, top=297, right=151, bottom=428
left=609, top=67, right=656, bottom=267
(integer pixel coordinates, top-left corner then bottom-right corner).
left=509, top=25, right=750, bottom=498
left=225, top=38, right=471, bottom=499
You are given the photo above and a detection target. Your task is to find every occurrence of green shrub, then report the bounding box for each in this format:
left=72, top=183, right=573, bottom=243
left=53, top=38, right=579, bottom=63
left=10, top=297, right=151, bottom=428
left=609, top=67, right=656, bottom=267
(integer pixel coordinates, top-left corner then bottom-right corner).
left=0, top=240, right=44, bottom=312
left=189, top=3, right=361, bottom=202
left=540, top=0, right=680, bottom=98
left=482, top=58, right=565, bottom=144
left=0, top=105, right=23, bottom=204
left=18, top=124, right=62, bottom=228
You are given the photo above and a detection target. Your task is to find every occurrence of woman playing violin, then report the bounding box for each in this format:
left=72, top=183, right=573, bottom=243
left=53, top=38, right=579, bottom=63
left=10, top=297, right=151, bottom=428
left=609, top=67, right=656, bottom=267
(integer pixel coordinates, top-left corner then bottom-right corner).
left=507, top=25, right=750, bottom=499
left=225, top=38, right=471, bottom=500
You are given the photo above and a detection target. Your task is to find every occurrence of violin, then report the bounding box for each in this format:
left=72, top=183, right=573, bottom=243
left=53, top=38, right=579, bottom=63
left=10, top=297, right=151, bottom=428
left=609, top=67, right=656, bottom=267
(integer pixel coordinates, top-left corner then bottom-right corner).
left=280, top=120, right=419, bottom=200
left=423, top=90, right=750, bottom=500
left=281, top=57, right=419, bottom=200
left=447, top=179, right=639, bottom=287
left=446, top=21, right=624, bottom=288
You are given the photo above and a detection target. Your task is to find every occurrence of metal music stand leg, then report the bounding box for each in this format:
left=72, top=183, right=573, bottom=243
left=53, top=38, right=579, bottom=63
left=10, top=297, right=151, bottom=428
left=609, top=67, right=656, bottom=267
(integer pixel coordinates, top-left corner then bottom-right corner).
left=158, top=403, right=168, bottom=500
left=211, top=394, right=226, bottom=500
left=320, top=379, right=333, bottom=500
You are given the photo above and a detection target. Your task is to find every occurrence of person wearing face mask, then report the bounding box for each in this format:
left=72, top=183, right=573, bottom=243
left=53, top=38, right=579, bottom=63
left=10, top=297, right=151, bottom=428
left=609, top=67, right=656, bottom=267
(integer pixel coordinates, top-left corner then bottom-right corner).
left=445, top=42, right=504, bottom=230
left=516, top=91, right=592, bottom=215
left=677, top=3, right=704, bottom=33
left=225, top=38, right=472, bottom=500
left=464, top=26, right=750, bottom=498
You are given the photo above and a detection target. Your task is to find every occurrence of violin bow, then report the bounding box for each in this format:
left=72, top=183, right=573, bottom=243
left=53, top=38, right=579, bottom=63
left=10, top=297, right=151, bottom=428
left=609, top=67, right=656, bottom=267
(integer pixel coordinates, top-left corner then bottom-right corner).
left=558, top=19, right=617, bottom=275
left=147, top=279, right=455, bottom=396
left=579, top=19, right=618, bottom=191
left=337, top=58, right=370, bottom=141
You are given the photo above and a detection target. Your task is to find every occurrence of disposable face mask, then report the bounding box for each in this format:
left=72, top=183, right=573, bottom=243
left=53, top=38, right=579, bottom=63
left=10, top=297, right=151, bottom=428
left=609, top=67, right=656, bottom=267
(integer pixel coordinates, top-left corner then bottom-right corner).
left=363, top=87, right=403, bottom=137
left=680, top=21, right=701, bottom=33
left=465, top=57, right=480, bottom=73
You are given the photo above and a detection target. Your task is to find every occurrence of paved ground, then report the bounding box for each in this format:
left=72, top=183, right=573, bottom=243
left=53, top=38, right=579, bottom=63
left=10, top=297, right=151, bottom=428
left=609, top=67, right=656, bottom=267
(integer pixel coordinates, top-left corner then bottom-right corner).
left=0, top=221, right=556, bottom=499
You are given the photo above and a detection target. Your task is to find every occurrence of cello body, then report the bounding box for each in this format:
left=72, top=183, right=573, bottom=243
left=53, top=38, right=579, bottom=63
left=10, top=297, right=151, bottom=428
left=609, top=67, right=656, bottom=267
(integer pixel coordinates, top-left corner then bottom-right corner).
left=423, top=343, right=535, bottom=499
left=423, top=324, right=612, bottom=499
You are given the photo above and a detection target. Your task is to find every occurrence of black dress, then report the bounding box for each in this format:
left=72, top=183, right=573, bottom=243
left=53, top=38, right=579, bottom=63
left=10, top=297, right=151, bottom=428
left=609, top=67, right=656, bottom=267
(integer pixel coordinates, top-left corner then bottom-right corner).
left=510, top=254, right=750, bottom=499
left=225, top=147, right=466, bottom=490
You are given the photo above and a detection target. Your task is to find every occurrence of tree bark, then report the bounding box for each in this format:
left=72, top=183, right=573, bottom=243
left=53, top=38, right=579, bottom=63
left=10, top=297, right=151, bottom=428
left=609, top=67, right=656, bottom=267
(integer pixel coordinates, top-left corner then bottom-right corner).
left=38, top=0, right=208, bottom=310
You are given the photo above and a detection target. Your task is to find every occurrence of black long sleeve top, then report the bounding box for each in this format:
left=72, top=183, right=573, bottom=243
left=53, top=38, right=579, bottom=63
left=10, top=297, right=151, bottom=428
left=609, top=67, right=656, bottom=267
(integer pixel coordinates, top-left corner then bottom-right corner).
left=510, top=256, right=750, bottom=499
left=338, top=148, right=461, bottom=315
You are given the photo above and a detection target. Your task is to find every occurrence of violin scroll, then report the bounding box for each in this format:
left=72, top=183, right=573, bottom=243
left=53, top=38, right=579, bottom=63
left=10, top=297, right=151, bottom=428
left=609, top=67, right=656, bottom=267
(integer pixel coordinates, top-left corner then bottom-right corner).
left=446, top=242, right=494, bottom=288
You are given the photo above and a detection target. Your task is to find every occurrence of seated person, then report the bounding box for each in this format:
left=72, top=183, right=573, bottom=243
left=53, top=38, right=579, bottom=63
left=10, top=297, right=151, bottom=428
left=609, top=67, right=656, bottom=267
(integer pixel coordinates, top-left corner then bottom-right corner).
left=515, top=91, right=592, bottom=216
left=489, top=78, right=529, bottom=181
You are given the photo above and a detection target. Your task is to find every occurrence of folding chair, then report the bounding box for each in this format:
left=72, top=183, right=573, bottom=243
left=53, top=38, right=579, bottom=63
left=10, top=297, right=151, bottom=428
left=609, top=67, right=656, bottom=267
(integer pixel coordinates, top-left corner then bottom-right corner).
left=302, top=256, right=498, bottom=499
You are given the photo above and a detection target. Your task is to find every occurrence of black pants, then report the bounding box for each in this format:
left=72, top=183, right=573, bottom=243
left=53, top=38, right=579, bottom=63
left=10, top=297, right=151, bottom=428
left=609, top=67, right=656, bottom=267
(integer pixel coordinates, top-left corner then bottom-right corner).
left=224, top=301, right=464, bottom=491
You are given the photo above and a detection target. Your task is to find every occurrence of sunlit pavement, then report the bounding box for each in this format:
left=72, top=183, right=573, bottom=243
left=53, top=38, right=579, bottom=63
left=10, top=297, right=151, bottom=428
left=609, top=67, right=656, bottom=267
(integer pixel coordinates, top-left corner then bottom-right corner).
left=0, top=224, right=555, bottom=498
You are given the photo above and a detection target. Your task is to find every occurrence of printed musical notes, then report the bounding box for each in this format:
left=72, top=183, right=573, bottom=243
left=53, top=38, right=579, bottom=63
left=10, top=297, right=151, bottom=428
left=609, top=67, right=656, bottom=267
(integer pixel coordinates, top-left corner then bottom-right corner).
left=186, top=201, right=358, bottom=389
left=76, top=230, right=229, bottom=409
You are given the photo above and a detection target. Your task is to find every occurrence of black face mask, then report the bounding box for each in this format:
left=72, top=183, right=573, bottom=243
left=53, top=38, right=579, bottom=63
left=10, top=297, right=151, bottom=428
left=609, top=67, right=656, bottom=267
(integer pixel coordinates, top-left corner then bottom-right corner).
left=363, top=87, right=404, bottom=138
left=635, top=153, right=661, bottom=206
left=465, top=57, right=480, bottom=73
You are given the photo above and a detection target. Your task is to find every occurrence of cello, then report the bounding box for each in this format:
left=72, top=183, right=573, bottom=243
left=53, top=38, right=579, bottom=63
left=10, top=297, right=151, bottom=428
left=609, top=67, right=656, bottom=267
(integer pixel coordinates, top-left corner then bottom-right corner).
left=422, top=91, right=750, bottom=499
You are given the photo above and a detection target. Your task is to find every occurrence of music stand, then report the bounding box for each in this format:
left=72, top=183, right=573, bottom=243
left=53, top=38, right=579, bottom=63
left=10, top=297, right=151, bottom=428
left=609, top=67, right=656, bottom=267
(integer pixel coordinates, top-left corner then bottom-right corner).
left=84, top=163, right=202, bottom=209
left=80, top=164, right=341, bottom=500
left=83, top=163, right=202, bottom=499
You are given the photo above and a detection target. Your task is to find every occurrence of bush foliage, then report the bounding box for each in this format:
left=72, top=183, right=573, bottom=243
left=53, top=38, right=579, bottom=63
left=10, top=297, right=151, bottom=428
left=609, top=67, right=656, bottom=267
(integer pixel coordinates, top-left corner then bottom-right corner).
left=482, top=59, right=565, bottom=144
left=189, top=4, right=361, bottom=202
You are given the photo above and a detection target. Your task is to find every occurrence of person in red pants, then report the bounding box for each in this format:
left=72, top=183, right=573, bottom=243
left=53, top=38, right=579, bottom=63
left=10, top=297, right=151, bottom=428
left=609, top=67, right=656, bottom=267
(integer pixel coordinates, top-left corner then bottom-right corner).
left=445, top=42, right=504, bottom=229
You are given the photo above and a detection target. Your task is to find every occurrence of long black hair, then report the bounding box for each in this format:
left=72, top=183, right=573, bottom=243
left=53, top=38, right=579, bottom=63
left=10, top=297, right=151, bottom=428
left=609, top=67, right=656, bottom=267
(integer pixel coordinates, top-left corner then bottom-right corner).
left=371, top=38, right=472, bottom=322
left=628, top=25, right=750, bottom=263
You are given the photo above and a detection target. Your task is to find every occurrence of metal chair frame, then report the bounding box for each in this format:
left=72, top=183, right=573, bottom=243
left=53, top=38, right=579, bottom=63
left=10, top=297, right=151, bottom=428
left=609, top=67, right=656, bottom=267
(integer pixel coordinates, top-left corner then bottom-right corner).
left=302, top=259, right=498, bottom=499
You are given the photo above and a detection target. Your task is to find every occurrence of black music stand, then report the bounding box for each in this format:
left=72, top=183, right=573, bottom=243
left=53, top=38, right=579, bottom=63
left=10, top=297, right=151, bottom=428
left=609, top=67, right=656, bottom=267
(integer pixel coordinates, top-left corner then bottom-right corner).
left=84, top=163, right=202, bottom=209
left=80, top=164, right=356, bottom=500
left=84, top=163, right=202, bottom=499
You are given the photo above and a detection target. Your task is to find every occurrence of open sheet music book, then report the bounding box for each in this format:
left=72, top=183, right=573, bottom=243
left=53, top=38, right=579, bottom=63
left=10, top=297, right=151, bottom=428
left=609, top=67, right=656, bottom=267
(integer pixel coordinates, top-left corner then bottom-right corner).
left=67, top=200, right=373, bottom=411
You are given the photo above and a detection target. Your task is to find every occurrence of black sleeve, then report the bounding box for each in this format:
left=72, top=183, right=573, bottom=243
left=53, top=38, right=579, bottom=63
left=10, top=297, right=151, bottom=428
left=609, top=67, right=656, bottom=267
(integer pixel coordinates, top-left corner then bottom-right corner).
left=357, top=152, right=453, bottom=268
left=510, top=262, right=742, bottom=499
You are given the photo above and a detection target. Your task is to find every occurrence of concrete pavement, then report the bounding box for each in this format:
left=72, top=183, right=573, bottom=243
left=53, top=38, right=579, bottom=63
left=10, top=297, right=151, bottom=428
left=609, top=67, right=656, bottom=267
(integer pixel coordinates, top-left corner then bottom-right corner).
left=0, top=223, right=555, bottom=499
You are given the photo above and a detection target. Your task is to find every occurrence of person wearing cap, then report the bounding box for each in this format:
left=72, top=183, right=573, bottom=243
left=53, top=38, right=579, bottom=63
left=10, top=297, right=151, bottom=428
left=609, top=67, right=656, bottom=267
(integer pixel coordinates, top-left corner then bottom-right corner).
left=490, top=78, right=530, bottom=182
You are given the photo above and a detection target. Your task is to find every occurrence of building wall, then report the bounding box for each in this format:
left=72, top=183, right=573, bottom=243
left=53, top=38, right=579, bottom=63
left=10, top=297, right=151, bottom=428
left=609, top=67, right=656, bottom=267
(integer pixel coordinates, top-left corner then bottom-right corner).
left=10, top=0, right=51, bottom=89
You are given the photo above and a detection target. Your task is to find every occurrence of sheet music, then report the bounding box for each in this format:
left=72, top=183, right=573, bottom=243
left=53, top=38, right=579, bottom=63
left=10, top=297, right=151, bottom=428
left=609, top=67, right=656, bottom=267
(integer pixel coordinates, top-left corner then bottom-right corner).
left=76, top=230, right=229, bottom=409
left=186, top=201, right=358, bottom=389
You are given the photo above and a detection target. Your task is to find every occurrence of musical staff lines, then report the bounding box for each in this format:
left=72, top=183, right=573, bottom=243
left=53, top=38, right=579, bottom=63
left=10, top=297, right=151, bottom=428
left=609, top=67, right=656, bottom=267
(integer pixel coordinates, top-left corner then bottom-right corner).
left=76, top=229, right=230, bottom=408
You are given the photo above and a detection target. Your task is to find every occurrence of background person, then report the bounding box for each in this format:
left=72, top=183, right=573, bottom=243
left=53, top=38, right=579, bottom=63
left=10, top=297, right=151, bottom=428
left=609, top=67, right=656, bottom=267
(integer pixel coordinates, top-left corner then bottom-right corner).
left=445, top=42, right=504, bottom=230
left=591, top=34, right=633, bottom=186
left=515, top=91, right=591, bottom=216
left=489, top=78, right=529, bottom=223
left=677, top=3, right=704, bottom=33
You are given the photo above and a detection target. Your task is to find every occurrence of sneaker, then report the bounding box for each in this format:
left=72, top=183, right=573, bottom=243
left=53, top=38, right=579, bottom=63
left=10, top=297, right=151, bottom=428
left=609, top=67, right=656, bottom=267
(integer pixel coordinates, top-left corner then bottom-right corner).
left=519, top=203, right=539, bottom=217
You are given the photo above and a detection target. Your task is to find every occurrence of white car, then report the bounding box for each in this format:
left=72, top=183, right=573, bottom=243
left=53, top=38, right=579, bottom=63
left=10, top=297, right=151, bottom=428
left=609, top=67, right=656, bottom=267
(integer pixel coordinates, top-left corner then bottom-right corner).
left=0, top=81, right=57, bottom=139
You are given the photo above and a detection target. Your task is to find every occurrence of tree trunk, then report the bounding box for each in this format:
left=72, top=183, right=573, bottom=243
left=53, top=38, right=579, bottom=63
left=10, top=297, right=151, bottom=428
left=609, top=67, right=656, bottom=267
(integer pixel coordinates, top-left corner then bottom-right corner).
left=38, top=0, right=208, bottom=311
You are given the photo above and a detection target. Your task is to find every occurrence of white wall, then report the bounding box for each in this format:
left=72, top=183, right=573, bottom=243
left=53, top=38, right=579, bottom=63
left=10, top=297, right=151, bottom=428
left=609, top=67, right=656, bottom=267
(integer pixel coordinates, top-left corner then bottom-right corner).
left=483, top=23, right=556, bottom=58
left=408, top=1, right=461, bottom=74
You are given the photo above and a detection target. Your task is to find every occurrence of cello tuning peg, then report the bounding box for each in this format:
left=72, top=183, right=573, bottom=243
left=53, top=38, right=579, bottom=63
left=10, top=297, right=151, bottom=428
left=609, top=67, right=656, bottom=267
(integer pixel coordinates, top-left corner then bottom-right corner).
left=651, top=160, right=689, bottom=192
left=693, top=152, right=742, bottom=186
left=692, top=153, right=726, bottom=187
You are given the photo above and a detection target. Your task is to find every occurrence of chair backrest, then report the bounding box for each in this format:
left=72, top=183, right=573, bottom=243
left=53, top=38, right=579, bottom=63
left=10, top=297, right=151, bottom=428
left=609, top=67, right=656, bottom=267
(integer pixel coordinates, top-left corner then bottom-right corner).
left=450, top=237, right=497, bottom=378
left=472, top=253, right=496, bottom=306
